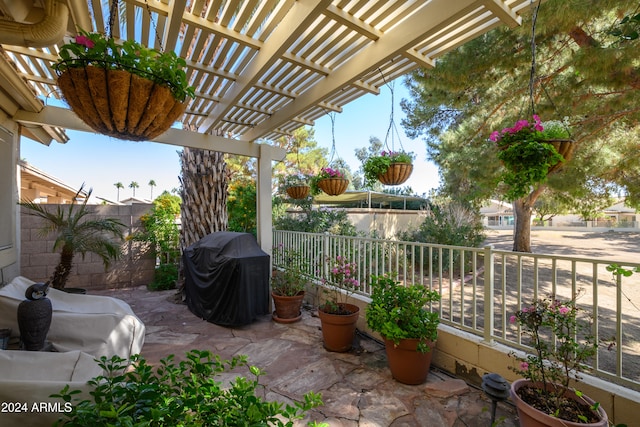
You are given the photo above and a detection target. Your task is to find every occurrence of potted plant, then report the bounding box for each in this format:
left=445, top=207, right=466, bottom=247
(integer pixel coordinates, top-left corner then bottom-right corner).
left=365, top=274, right=441, bottom=385
left=53, top=30, right=195, bottom=141
left=309, top=167, right=349, bottom=196
left=490, top=115, right=573, bottom=200
left=362, top=150, right=415, bottom=186
left=271, top=244, right=308, bottom=323
left=317, top=255, right=361, bottom=352
left=508, top=297, right=608, bottom=427
left=282, top=173, right=311, bottom=200
left=19, top=185, right=126, bottom=292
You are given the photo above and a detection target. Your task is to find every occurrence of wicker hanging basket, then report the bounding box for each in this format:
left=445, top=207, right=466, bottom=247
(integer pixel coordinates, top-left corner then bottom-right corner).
left=56, top=66, right=187, bottom=141
left=378, top=162, right=413, bottom=185
left=317, top=178, right=349, bottom=196
left=286, top=185, right=310, bottom=199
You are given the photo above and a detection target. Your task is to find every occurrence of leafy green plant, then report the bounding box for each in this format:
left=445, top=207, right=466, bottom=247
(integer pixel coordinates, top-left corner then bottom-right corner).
left=491, top=115, right=570, bottom=200
left=320, top=255, right=360, bottom=314
left=271, top=244, right=308, bottom=296
left=130, top=192, right=180, bottom=290
left=52, top=350, right=325, bottom=427
left=509, top=297, right=601, bottom=423
left=19, top=185, right=126, bottom=290
left=54, top=31, right=195, bottom=102
left=366, top=274, right=441, bottom=353
left=362, top=150, right=415, bottom=185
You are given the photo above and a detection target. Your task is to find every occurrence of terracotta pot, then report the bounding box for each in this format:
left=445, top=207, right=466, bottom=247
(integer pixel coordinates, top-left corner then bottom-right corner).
left=378, top=162, right=413, bottom=185
left=317, top=178, right=349, bottom=196
left=286, top=185, right=310, bottom=199
left=383, top=337, right=434, bottom=385
left=272, top=291, right=304, bottom=323
left=317, top=303, right=359, bottom=352
left=510, top=379, right=608, bottom=427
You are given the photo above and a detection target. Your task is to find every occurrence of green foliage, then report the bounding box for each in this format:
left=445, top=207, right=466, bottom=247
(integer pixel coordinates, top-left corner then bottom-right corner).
left=148, top=263, right=179, bottom=291
left=508, top=297, right=600, bottom=421
left=227, top=179, right=257, bottom=236
left=492, top=117, right=568, bottom=200
left=273, top=197, right=357, bottom=235
left=271, top=245, right=308, bottom=296
left=398, top=201, right=485, bottom=271
left=401, top=0, right=640, bottom=213
left=19, top=185, right=126, bottom=290
left=366, top=274, right=441, bottom=353
left=362, top=150, right=415, bottom=186
left=320, top=255, right=360, bottom=314
left=52, top=350, right=324, bottom=427
left=54, top=31, right=195, bottom=102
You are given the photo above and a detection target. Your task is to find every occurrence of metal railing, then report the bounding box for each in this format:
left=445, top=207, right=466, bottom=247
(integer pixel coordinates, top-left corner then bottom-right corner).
left=273, top=229, right=640, bottom=391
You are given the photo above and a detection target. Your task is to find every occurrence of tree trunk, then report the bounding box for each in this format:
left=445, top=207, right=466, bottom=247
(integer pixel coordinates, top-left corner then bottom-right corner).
left=179, top=147, right=229, bottom=250
left=512, top=186, right=545, bottom=252
left=51, top=247, right=74, bottom=289
left=512, top=199, right=533, bottom=252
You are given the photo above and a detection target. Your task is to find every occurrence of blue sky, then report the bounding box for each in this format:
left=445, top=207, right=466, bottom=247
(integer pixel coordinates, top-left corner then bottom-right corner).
left=20, top=78, right=440, bottom=202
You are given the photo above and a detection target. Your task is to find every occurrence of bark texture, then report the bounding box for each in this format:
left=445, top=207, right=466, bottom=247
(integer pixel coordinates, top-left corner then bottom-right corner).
left=179, top=147, right=229, bottom=250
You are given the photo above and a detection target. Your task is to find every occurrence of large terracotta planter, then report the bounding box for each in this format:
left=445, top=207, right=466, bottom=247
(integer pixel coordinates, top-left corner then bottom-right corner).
left=286, top=185, right=310, bottom=199
left=272, top=291, right=304, bottom=324
left=383, top=337, right=434, bottom=385
left=378, top=162, right=413, bottom=185
left=317, top=178, right=349, bottom=196
left=510, top=379, right=608, bottom=427
left=317, top=303, right=359, bottom=352
left=57, top=66, right=187, bottom=141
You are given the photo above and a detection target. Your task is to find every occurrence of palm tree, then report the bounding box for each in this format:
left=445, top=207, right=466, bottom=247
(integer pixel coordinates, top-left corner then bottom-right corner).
left=148, top=179, right=157, bottom=200
left=129, top=181, right=139, bottom=197
left=19, top=185, right=126, bottom=290
left=114, top=182, right=124, bottom=201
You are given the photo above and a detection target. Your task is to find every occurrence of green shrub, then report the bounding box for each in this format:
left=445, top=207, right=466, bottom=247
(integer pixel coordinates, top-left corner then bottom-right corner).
left=399, top=201, right=485, bottom=272
left=148, top=263, right=178, bottom=291
left=52, top=350, right=325, bottom=427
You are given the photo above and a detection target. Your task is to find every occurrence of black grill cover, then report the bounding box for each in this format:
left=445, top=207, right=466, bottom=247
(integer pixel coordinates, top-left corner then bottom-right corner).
left=183, top=232, right=270, bottom=326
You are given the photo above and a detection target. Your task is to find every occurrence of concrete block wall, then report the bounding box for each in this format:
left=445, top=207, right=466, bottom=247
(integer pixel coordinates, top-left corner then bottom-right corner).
left=20, top=203, right=156, bottom=290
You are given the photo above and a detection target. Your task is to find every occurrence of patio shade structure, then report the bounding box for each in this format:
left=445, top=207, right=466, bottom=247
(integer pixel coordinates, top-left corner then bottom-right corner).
left=0, top=0, right=539, bottom=250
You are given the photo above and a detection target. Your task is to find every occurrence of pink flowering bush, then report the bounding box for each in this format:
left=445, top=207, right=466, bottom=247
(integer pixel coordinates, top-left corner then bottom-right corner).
left=320, top=255, right=360, bottom=314
left=490, top=116, right=569, bottom=200
left=509, top=296, right=599, bottom=418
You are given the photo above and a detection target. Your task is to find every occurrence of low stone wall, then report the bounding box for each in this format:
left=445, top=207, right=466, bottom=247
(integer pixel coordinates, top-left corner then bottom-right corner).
left=20, top=203, right=155, bottom=290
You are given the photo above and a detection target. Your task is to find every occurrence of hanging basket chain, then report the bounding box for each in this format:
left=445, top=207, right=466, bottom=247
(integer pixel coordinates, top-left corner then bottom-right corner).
left=528, top=0, right=572, bottom=139
left=378, top=69, right=405, bottom=154
left=144, top=0, right=165, bottom=52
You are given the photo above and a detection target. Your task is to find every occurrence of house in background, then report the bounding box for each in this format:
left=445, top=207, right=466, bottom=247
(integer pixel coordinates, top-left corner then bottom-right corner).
left=480, top=200, right=514, bottom=226
left=19, top=160, right=86, bottom=204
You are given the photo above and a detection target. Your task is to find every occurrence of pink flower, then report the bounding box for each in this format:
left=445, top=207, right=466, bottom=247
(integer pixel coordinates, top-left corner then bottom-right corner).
left=489, top=131, right=500, bottom=142
left=558, top=306, right=570, bottom=315
left=509, top=315, right=517, bottom=324
left=75, top=35, right=95, bottom=48
left=520, top=362, right=529, bottom=371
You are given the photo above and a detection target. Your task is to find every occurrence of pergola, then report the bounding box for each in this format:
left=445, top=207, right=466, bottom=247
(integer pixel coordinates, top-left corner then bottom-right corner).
left=0, top=0, right=537, bottom=250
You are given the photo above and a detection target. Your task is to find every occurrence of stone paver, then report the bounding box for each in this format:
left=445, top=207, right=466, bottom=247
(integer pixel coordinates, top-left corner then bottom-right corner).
left=95, top=286, right=519, bottom=426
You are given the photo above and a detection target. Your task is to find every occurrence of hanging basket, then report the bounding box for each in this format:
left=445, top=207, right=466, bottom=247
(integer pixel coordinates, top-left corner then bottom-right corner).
left=547, top=139, right=575, bottom=174
left=378, top=162, right=413, bottom=185
left=317, top=178, right=349, bottom=196
left=56, top=66, right=187, bottom=141
left=286, top=185, right=310, bottom=199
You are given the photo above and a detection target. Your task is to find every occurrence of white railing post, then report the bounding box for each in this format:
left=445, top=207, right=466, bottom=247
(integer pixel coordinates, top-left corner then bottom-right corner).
left=483, top=245, right=495, bottom=345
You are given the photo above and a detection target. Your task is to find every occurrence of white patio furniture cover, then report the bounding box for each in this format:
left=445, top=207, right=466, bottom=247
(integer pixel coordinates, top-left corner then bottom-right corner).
left=0, top=276, right=145, bottom=359
left=0, top=350, right=103, bottom=426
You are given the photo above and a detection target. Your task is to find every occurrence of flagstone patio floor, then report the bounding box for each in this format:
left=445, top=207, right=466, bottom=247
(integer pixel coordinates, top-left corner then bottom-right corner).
left=95, top=286, right=519, bottom=426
